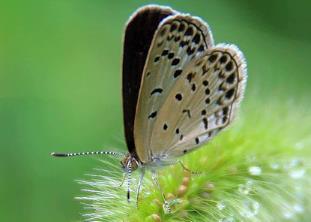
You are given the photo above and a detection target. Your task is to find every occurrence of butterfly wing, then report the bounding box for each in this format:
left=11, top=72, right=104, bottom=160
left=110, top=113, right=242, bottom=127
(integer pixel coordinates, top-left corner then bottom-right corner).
left=133, top=12, right=215, bottom=162
left=122, top=5, right=175, bottom=157
left=156, top=45, right=247, bottom=158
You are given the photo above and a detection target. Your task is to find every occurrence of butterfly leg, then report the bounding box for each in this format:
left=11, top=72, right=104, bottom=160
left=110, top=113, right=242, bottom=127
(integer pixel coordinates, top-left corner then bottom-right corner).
left=116, top=173, right=126, bottom=188
left=151, top=170, right=171, bottom=214
left=136, top=168, right=145, bottom=208
left=178, top=160, right=202, bottom=175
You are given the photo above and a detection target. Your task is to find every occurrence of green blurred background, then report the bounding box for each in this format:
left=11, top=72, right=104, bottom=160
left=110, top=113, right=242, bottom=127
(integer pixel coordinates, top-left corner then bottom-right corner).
left=1, top=0, right=310, bottom=221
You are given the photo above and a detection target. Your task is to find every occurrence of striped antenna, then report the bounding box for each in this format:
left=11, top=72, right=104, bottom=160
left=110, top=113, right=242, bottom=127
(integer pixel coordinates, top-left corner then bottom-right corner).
left=51, top=151, right=124, bottom=158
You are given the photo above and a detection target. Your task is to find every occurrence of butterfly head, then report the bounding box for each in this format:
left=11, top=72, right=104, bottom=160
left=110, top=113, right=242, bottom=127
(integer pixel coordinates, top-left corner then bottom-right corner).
left=120, top=153, right=140, bottom=172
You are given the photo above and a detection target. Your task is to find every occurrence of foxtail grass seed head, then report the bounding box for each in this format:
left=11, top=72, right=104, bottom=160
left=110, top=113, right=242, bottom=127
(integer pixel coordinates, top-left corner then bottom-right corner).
left=76, top=99, right=311, bottom=221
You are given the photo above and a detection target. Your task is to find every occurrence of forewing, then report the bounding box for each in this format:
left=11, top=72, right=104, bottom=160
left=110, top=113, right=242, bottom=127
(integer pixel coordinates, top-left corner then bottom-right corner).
left=134, top=13, right=214, bottom=162
left=122, top=5, right=174, bottom=156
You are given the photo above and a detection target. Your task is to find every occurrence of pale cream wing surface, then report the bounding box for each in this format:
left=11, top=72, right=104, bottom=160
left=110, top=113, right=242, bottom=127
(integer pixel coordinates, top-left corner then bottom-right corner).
left=134, top=14, right=214, bottom=162
left=157, top=45, right=247, bottom=159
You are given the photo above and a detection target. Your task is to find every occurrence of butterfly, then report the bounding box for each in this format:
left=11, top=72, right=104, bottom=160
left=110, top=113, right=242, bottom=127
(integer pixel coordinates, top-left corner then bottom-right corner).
left=52, top=4, right=247, bottom=211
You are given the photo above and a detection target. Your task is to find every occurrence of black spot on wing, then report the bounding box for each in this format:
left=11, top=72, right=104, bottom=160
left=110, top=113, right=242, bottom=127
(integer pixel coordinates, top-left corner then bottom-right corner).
left=220, top=55, right=227, bottom=64
left=182, top=109, right=191, bottom=118
left=186, top=47, right=196, bottom=55
left=185, top=26, right=193, bottom=36
left=173, top=69, right=182, bottom=78
left=222, top=116, right=228, bottom=124
left=192, top=33, right=201, bottom=44
left=171, top=58, right=180, bottom=66
left=205, top=98, right=210, bottom=104
left=191, top=83, right=196, bottom=91
left=175, top=93, right=182, bottom=101
left=161, top=49, right=169, bottom=56
left=154, top=56, right=160, bottom=62
left=195, top=137, right=199, bottom=144
left=205, top=88, right=210, bottom=95
left=150, top=88, right=163, bottom=95
left=202, top=64, right=209, bottom=76
left=174, top=36, right=181, bottom=42
left=226, top=73, right=236, bottom=84
left=198, top=44, right=205, bottom=52
left=178, top=22, right=185, bottom=32
left=225, top=61, right=234, bottom=72
left=148, top=111, right=157, bottom=119
left=208, top=54, right=218, bottom=63
left=225, top=88, right=235, bottom=99
left=168, top=52, right=174, bottom=59
left=186, top=72, right=195, bottom=83
left=170, top=23, right=177, bottom=32
left=218, top=71, right=226, bottom=78
left=223, top=107, right=229, bottom=115
left=203, top=118, right=208, bottom=129
left=163, top=123, right=168, bottom=130
left=157, top=40, right=164, bottom=47
left=180, top=40, right=189, bottom=48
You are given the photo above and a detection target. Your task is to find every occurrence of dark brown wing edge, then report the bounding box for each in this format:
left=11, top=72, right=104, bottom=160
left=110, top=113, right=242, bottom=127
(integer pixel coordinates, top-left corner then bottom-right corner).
left=122, top=5, right=175, bottom=157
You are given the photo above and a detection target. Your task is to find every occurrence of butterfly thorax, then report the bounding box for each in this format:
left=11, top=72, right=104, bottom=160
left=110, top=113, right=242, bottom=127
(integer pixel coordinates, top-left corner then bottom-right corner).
left=120, top=153, right=140, bottom=172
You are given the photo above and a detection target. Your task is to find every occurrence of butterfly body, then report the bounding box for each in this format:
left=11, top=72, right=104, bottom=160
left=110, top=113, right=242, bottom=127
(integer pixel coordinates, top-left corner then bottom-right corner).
left=120, top=153, right=140, bottom=171
left=120, top=152, right=177, bottom=174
